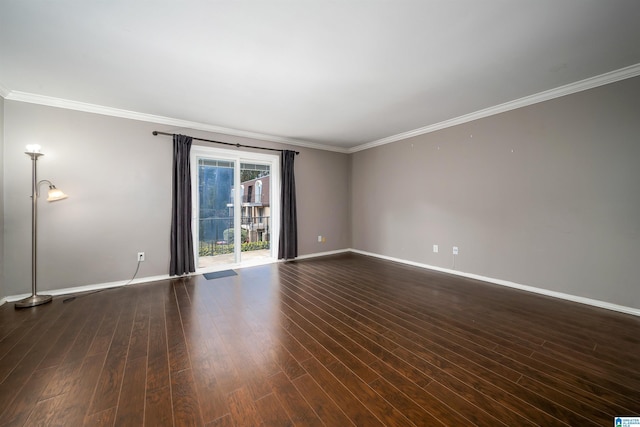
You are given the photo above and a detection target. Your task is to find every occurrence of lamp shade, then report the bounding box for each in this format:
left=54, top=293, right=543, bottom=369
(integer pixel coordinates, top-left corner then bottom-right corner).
left=47, top=185, right=68, bottom=201
left=25, top=144, right=42, bottom=154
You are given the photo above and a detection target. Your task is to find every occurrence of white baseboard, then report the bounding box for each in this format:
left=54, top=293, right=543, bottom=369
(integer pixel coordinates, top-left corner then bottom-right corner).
left=349, top=249, right=640, bottom=317
left=3, top=260, right=278, bottom=302
left=1, top=253, right=312, bottom=303
left=5, top=248, right=637, bottom=317
left=4, top=274, right=172, bottom=303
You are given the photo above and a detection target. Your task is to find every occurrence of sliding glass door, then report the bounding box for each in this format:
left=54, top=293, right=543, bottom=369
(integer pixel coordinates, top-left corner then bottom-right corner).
left=191, top=146, right=280, bottom=270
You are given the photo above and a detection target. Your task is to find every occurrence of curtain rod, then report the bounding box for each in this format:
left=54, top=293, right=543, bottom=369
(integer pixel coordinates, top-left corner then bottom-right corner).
left=152, top=131, right=299, bottom=155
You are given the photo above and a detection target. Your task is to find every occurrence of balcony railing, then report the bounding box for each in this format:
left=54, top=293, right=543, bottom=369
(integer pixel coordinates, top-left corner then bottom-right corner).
left=199, top=216, right=270, bottom=243
left=241, top=193, right=267, bottom=205
left=225, top=194, right=268, bottom=206
left=241, top=215, right=269, bottom=230
left=198, top=215, right=270, bottom=257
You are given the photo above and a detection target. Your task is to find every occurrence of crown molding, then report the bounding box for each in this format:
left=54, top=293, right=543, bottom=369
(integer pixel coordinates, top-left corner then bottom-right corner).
left=3, top=90, right=349, bottom=154
left=4, top=63, right=639, bottom=155
left=349, top=62, right=640, bottom=153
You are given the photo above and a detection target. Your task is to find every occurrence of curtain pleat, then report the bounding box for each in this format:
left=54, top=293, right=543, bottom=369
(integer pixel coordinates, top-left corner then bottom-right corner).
left=278, top=150, right=298, bottom=260
left=170, top=134, right=195, bottom=275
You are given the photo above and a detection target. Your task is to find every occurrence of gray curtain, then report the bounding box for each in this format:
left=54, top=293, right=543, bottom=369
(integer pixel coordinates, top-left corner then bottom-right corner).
left=170, top=134, right=195, bottom=275
left=278, top=150, right=298, bottom=260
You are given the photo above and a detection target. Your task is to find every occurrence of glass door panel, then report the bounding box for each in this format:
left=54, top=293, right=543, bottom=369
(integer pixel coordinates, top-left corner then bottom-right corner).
left=239, top=162, right=271, bottom=264
left=197, top=158, right=236, bottom=269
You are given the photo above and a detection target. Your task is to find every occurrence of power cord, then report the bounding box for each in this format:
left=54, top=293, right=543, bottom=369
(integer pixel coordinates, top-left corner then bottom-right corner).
left=61, top=258, right=142, bottom=303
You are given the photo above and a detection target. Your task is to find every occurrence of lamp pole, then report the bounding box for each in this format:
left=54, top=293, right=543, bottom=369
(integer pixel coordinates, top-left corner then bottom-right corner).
left=15, top=150, right=53, bottom=308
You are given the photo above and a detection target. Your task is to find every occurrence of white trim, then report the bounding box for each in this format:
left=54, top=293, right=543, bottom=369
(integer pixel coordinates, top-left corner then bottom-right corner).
left=349, top=63, right=640, bottom=153
left=191, top=145, right=281, bottom=270
left=3, top=64, right=639, bottom=154
left=1, top=252, right=335, bottom=302
left=3, top=90, right=349, bottom=153
left=4, top=273, right=172, bottom=303
left=1, top=255, right=292, bottom=302
left=4, top=248, right=638, bottom=317
left=349, top=249, right=640, bottom=317
left=10, top=257, right=277, bottom=301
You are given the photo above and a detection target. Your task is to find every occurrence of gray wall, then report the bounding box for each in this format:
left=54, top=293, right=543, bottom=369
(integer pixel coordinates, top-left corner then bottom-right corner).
left=351, top=76, right=640, bottom=309
left=4, top=76, right=638, bottom=309
left=0, top=96, right=4, bottom=300
left=3, top=101, right=350, bottom=297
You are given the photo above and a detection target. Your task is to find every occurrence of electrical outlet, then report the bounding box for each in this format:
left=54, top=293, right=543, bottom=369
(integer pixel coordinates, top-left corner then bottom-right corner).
left=433, top=244, right=439, bottom=253
left=453, top=246, right=459, bottom=255
left=318, top=235, right=322, bottom=243
left=322, top=237, right=326, bottom=243
left=137, top=252, right=145, bottom=262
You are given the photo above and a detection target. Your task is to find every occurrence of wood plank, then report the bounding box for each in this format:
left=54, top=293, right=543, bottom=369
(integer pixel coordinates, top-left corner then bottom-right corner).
left=35, top=302, right=97, bottom=370
left=0, top=254, right=638, bottom=426
left=165, top=284, right=191, bottom=374
left=197, top=388, right=229, bottom=425
left=146, top=291, right=170, bottom=393
left=179, top=281, right=232, bottom=423
left=0, top=366, right=57, bottom=425
left=171, top=368, right=203, bottom=426
left=226, top=386, right=263, bottom=427
left=145, top=386, right=173, bottom=427
left=0, top=304, right=68, bottom=382
left=0, top=303, right=60, bottom=361
left=0, top=304, right=85, bottom=413
left=301, top=357, right=385, bottom=427
left=254, top=392, right=294, bottom=427
left=86, top=302, right=124, bottom=357
left=205, top=414, right=234, bottom=427
left=367, top=359, right=469, bottom=427
left=63, top=294, right=120, bottom=363
left=212, top=314, right=272, bottom=401
left=368, top=359, right=536, bottom=427
left=291, top=373, right=354, bottom=427
left=127, top=299, right=151, bottom=360
left=52, top=352, right=108, bottom=425
left=22, top=393, right=66, bottom=426
left=24, top=352, right=106, bottom=426
left=267, top=371, right=323, bottom=426
left=325, top=360, right=415, bottom=427
left=368, top=377, right=446, bottom=427
left=115, top=356, right=147, bottom=426
left=83, top=407, right=117, bottom=427
left=87, top=294, right=137, bottom=415
left=280, top=297, right=379, bottom=384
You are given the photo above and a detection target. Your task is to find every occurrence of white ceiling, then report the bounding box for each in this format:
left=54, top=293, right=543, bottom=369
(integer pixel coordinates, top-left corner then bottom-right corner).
left=1, top=1, right=640, bottom=152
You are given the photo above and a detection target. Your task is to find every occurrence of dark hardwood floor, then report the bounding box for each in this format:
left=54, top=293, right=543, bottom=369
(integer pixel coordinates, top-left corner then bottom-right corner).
left=0, top=253, right=638, bottom=426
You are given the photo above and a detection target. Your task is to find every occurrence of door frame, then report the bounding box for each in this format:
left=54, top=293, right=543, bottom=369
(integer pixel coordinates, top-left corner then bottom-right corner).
left=190, top=144, right=280, bottom=271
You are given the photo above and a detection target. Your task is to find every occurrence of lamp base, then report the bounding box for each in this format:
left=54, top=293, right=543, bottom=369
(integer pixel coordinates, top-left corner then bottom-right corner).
left=15, top=294, right=53, bottom=309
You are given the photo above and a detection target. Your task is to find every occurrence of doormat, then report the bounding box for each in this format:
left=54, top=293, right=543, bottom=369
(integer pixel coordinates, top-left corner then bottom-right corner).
left=203, top=270, right=238, bottom=280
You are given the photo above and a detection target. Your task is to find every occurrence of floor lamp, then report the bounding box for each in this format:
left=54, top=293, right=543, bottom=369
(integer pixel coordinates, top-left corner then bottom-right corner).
left=15, top=145, right=68, bottom=309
